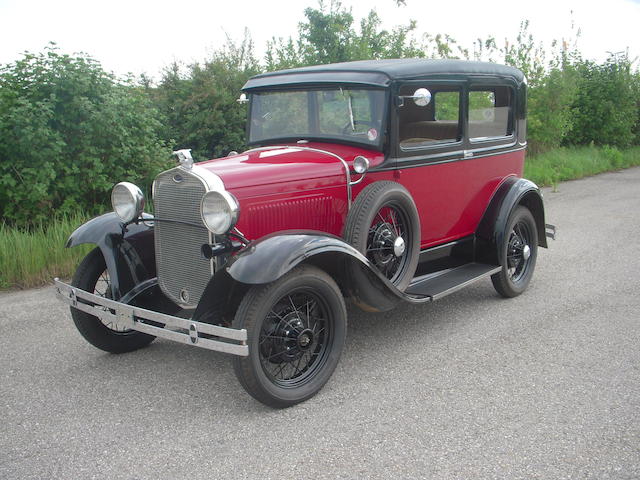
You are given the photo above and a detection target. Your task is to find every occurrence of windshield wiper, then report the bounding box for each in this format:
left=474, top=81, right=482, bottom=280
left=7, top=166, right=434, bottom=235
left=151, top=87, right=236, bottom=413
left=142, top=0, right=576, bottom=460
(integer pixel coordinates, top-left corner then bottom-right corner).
left=340, top=87, right=355, bottom=132
left=347, top=95, right=355, bottom=132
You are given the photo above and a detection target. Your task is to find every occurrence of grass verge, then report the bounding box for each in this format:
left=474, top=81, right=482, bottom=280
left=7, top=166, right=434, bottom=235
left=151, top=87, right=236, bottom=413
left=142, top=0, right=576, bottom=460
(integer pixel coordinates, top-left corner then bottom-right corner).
left=525, top=145, right=640, bottom=188
left=0, top=213, right=92, bottom=290
left=1, top=146, right=640, bottom=290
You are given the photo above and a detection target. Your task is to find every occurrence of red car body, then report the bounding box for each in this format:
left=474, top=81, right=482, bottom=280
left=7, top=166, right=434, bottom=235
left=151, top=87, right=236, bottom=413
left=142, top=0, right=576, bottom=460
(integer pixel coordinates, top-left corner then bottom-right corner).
left=202, top=142, right=524, bottom=248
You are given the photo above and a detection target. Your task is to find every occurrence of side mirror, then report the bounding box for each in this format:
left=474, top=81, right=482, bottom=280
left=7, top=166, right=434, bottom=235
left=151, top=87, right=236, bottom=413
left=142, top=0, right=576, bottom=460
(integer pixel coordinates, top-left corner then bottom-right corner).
left=397, top=88, right=432, bottom=108
left=412, top=88, right=432, bottom=107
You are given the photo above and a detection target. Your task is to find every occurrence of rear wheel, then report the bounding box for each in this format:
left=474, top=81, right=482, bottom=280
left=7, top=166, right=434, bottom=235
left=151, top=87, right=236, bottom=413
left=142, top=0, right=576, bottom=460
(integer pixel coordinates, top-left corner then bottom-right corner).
left=232, top=265, right=347, bottom=408
left=491, top=206, right=538, bottom=298
left=70, top=247, right=155, bottom=353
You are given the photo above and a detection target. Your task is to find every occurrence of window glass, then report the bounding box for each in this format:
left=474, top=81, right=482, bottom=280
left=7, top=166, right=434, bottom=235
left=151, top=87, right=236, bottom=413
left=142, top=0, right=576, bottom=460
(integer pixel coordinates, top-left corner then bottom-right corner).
left=468, top=87, right=512, bottom=140
left=434, top=92, right=459, bottom=121
left=253, top=91, right=309, bottom=139
left=318, top=90, right=375, bottom=135
left=249, top=88, right=385, bottom=146
left=398, top=86, right=461, bottom=150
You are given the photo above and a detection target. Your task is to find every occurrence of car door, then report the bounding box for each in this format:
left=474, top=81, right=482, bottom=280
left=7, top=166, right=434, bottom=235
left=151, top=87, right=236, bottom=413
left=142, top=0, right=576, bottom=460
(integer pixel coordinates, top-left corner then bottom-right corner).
left=392, top=77, right=523, bottom=249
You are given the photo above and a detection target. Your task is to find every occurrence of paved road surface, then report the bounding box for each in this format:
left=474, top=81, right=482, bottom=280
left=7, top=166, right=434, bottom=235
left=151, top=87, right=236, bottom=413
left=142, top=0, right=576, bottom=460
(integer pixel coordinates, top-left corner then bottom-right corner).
left=2, top=168, right=639, bottom=479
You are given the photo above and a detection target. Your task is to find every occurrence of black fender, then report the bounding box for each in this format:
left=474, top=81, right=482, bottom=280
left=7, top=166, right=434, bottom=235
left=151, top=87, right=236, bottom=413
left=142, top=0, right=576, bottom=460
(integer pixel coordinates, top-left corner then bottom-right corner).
left=476, top=176, right=547, bottom=266
left=223, top=231, right=425, bottom=312
left=66, top=213, right=155, bottom=299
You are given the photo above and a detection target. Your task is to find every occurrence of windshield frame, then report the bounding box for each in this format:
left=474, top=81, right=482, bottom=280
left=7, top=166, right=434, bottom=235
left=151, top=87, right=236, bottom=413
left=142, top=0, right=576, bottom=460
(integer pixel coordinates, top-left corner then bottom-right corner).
left=245, top=85, right=390, bottom=151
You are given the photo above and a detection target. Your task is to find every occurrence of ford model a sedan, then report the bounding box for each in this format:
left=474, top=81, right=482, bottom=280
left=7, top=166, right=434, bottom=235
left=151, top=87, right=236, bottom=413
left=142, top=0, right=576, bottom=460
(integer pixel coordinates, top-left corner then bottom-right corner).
left=55, top=59, right=555, bottom=407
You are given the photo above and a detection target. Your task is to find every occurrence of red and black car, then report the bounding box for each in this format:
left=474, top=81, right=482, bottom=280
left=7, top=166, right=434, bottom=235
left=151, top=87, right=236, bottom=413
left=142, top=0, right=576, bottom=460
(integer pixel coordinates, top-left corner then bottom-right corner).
left=55, top=59, right=555, bottom=407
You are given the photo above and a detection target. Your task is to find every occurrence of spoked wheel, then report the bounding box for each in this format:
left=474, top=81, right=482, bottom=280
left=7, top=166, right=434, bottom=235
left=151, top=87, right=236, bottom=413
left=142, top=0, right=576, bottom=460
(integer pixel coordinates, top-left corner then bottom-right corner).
left=92, top=269, right=130, bottom=333
left=259, top=290, right=332, bottom=386
left=344, top=181, right=420, bottom=300
left=232, top=265, right=346, bottom=408
left=70, top=247, right=155, bottom=353
left=366, top=204, right=411, bottom=284
left=491, top=206, right=538, bottom=298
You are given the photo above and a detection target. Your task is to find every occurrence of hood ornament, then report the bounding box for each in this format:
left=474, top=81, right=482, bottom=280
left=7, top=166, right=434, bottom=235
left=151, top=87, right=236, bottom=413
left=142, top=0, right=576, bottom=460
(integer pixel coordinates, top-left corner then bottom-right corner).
left=173, top=149, right=193, bottom=169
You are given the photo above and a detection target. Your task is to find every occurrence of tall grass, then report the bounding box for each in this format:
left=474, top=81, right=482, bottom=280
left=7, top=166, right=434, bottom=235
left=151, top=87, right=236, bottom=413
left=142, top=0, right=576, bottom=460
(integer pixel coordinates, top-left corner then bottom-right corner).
left=0, top=213, right=92, bottom=289
left=525, top=145, right=640, bottom=188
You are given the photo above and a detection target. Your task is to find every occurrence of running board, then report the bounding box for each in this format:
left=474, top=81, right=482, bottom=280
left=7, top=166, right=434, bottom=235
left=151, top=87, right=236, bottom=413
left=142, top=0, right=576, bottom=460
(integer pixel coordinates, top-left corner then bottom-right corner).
left=405, top=263, right=501, bottom=301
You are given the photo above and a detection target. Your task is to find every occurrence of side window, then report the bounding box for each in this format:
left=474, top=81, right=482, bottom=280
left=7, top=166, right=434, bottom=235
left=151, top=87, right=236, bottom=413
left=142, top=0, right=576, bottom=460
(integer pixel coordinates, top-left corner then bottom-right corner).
left=434, top=91, right=459, bottom=121
left=468, top=86, right=513, bottom=140
left=398, top=85, right=461, bottom=150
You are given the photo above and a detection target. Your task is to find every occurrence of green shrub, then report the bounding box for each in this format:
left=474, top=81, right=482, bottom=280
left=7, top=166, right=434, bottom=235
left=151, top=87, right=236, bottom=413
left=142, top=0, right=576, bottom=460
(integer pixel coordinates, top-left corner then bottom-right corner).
left=569, top=54, right=638, bottom=148
left=0, top=45, right=172, bottom=228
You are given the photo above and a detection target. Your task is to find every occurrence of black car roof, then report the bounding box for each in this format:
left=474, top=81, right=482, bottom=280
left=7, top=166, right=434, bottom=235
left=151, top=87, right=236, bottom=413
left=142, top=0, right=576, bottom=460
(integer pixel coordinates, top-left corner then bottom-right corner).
left=242, top=59, right=525, bottom=91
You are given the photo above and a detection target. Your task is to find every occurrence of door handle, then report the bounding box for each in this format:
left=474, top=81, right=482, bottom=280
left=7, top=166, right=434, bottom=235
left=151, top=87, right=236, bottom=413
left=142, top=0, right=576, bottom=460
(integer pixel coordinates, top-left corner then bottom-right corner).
left=463, top=150, right=474, bottom=159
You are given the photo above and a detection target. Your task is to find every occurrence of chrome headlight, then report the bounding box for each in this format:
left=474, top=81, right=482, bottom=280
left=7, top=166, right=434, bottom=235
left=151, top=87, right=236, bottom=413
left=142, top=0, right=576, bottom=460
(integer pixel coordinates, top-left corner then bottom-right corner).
left=200, top=190, right=239, bottom=234
left=111, top=182, right=145, bottom=223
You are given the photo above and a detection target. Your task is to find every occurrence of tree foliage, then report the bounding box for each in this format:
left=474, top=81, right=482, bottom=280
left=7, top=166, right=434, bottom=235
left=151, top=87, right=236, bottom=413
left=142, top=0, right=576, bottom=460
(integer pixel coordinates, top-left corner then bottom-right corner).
left=0, top=45, right=170, bottom=227
left=1, top=4, right=639, bottom=228
left=265, top=1, right=422, bottom=71
left=470, top=21, right=580, bottom=153
left=569, top=53, right=637, bottom=147
left=152, top=33, right=260, bottom=161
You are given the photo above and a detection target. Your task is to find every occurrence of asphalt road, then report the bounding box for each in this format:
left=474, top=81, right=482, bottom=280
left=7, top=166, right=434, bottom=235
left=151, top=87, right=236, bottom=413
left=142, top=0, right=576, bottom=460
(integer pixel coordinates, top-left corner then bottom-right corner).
left=2, top=168, right=640, bottom=480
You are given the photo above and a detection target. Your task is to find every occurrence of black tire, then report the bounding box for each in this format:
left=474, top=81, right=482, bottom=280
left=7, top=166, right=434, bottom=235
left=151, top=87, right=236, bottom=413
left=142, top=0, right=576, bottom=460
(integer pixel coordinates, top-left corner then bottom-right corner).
left=232, top=265, right=347, bottom=408
left=344, top=181, right=420, bottom=292
left=70, top=247, right=155, bottom=353
left=491, top=206, right=538, bottom=298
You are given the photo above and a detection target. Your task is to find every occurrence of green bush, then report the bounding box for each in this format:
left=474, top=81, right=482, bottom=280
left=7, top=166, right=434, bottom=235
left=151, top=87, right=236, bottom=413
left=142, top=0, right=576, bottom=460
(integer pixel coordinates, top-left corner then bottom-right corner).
left=151, top=35, right=260, bottom=161
left=569, top=54, right=638, bottom=148
left=0, top=45, right=172, bottom=228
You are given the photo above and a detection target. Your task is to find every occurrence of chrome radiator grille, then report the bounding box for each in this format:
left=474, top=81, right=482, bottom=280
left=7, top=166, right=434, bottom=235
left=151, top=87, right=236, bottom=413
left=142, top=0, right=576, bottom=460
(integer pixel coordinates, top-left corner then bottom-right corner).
left=153, top=167, right=213, bottom=308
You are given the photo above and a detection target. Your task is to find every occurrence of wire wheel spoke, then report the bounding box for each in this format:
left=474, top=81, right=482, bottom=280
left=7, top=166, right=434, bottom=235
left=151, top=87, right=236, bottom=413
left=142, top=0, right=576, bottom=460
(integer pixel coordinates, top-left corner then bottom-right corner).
left=91, top=270, right=129, bottom=333
left=259, top=289, right=332, bottom=385
left=508, top=221, right=531, bottom=282
left=366, top=203, right=410, bottom=283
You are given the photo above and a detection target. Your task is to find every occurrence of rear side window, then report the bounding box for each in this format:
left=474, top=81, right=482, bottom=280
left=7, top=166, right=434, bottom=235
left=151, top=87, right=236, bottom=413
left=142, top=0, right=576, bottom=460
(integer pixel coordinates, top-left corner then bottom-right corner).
left=468, top=86, right=513, bottom=140
left=398, top=85, right=462, bottom=150
left=434, top=91, right=459, bottom=121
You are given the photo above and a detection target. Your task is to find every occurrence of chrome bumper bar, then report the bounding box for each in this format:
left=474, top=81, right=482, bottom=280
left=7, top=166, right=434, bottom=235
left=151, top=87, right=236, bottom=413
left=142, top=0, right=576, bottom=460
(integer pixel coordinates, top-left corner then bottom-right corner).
left=54, top=279, right=248, bottom=356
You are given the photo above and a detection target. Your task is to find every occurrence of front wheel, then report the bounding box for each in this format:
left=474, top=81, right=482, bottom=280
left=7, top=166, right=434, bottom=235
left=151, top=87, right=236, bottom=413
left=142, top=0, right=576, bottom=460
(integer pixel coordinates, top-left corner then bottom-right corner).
left=232, top=265, right=347, bottom=408
left=491, top=206, right=538, bottom=298
left=70, top=247, right=155, bottom=353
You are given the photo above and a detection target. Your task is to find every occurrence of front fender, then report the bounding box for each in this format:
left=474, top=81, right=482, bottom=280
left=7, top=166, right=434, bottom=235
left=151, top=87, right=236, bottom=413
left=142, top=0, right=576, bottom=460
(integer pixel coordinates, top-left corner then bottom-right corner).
left=226, top=231, right=424, bottom=312
left=66, top=213, right=155, bottom=299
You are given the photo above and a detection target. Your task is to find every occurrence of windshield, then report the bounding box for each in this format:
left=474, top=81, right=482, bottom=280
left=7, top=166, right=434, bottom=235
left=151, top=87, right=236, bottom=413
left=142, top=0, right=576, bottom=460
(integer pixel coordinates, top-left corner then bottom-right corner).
left=248, top=87, right=386, bottom=147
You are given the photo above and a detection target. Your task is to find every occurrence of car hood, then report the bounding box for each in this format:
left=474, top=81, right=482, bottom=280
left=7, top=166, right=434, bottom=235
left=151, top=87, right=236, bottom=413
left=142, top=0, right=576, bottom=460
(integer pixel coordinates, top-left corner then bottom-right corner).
left=197, top=143, right=384, bottom=194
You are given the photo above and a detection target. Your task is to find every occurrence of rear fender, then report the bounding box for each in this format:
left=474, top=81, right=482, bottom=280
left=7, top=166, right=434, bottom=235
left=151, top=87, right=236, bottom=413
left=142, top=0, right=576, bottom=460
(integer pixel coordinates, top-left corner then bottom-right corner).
left=225, top=231, right=411, bottom=312
left=66, top=213, right=155, bottom=299
left=476, top=177, right=547, bottom=265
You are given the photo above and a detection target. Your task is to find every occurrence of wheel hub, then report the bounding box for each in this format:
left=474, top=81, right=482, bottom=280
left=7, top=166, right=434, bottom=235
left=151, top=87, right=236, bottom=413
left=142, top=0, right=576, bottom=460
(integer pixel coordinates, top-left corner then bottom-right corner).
left=393, top=236, right=406, bottom=257
left=507, top=224, right=532, bottom=282
left=262, top=312, right=312, bottom=363
left=297, top=328, right=314, bottom=350
left=372, top=223, right=396, bottom=264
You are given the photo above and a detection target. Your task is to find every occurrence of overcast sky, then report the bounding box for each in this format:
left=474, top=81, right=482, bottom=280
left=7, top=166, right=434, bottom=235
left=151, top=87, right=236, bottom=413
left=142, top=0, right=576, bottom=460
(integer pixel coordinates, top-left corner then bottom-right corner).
left=0, top=0, right=638, bottom=79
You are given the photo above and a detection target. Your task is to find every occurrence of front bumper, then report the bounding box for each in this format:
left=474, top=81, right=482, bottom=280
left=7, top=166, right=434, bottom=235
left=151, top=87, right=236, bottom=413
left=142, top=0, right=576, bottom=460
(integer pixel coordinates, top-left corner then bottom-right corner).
left=54, top=279, right=248, bottom=356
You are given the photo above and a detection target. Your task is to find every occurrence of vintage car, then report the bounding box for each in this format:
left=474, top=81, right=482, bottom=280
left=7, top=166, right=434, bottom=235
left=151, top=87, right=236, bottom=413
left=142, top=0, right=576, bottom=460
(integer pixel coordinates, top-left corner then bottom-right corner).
left=55, top=59, right=555, bottom=408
